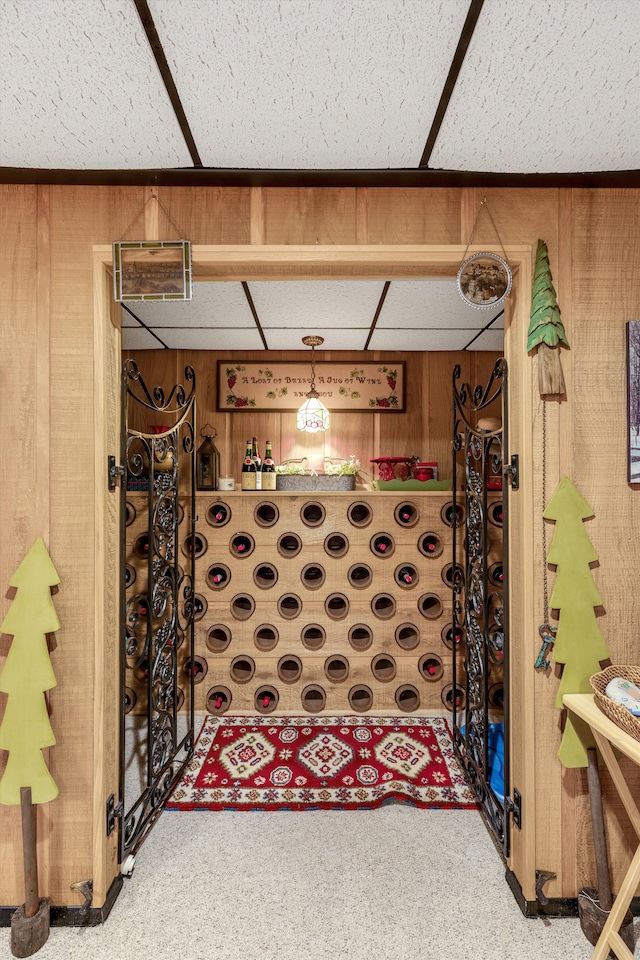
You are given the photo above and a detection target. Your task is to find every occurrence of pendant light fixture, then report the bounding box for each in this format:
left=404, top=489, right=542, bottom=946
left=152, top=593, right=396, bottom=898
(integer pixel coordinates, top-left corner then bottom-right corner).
left=297, top=336, right=330, bottom=433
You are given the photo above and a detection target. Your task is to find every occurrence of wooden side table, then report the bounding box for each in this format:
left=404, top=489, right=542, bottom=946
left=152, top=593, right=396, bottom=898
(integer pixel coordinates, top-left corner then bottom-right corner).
left=563, top=693, right=640, bottom=960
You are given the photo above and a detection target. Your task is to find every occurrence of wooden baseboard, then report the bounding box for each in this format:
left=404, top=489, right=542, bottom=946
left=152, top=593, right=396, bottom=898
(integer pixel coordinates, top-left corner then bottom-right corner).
left=0, top=875, right=123, bottom=928
left=505, top=868, right=640, bottom=918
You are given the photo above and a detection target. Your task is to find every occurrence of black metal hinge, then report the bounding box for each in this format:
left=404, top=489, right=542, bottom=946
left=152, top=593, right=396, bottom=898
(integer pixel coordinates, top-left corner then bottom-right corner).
left=106, top=793, right=123, bottom=836
left=505, top=787, right=522, bottom=829
left=504, top=453, right=519, bottom=489
left=108, top=455, right=125, bottom=491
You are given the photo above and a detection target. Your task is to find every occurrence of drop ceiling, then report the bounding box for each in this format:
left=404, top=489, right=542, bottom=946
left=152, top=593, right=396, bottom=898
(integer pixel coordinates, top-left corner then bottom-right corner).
left=1, top=0, right=637, bottom=352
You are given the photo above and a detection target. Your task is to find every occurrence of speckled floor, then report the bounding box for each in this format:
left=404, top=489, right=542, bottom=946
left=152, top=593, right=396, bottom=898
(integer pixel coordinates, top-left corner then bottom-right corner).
left=4, top=804, right=636, bottom=960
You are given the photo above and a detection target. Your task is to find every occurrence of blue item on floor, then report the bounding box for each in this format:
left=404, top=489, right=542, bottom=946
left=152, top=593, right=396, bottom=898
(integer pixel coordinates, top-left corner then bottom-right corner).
left=459, top=722, right=505, bottom=805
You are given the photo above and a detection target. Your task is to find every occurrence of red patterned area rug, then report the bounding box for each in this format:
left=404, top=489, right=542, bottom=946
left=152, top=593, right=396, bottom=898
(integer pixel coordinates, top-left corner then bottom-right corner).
left=167, top=716, right=476, bottom=811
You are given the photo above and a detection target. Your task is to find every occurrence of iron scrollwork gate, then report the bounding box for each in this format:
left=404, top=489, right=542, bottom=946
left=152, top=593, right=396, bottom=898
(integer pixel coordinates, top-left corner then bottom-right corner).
left=119, top=361, right=196, bottom=860
left=452, top=358, right=510, bottom=856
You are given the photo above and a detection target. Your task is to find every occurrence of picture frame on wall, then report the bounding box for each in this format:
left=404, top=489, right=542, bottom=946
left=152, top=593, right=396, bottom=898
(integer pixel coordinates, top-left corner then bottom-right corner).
left=112, top=240, right=192, bottom=302
left=457, top=252, right=512, bottom=310
left=627, top=320, right=640, bottom=483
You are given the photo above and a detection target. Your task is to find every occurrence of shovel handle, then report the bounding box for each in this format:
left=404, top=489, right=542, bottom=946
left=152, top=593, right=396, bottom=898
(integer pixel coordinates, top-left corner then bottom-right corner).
left=586, top=747, right=613, bottom=912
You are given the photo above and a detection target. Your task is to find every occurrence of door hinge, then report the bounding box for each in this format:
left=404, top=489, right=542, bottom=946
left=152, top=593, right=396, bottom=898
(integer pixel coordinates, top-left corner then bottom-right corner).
left=505, top=787, right=522, bottom=829
left=504, top=454, right=519, bottom=489
left=108, top=455, right=125, bottom=491
left=106, top=793, right=123, bottom=836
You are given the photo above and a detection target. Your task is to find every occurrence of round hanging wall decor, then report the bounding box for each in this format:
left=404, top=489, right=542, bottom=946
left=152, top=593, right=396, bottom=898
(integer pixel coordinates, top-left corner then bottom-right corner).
left=456, top=252, right=512, bottom=310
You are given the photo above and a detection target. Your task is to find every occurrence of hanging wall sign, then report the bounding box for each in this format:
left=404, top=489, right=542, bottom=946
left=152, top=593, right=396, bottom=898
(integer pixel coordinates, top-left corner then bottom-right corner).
left=217, top=361, right=405, bottom=413
left=113, top=240, right=192, bottom=302
left=456, top=252, right=512, bottom=310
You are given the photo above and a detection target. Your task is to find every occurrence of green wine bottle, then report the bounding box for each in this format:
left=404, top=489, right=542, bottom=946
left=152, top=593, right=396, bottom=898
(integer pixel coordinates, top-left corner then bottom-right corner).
left=261, top=440, right=276, bottom=491
left=241, top=440, right=257, bottom=491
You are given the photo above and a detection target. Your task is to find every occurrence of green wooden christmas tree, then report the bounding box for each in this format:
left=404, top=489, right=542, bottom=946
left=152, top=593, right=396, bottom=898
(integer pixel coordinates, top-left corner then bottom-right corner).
left=0, top=539, right=60, bottom=804
left=544, top=478, right=611, bottom=767
left=528, top=239, right=570, bottom=396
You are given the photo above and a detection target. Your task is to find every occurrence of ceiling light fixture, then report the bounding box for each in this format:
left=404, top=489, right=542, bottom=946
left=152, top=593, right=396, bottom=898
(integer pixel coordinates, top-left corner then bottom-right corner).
left=297, top=336, right=329, bottom=433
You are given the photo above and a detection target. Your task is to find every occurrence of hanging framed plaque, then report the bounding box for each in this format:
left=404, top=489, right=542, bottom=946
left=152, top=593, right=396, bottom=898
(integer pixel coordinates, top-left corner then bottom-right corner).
left=113, top=240, right=192, bottom=302
left=456, top=252, right=512, bottom=310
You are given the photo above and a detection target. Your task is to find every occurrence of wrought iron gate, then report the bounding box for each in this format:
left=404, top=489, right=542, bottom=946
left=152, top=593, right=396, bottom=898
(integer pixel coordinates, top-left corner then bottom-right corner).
left=452, top=358, right=510, bottom=856
left=117, top=361, right=196, bottom=861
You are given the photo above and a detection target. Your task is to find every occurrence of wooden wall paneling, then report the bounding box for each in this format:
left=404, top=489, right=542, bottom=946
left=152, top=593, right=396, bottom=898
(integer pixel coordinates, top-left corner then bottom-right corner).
left=0, top=183, right=39, bottom=906
left=155, top=186, right=252, bottom=245
left=468, top=188, right=561, bottom=268
left=364, top=188, right=461, bottom=245
left=263, top=188, right=358, bottom=244
left=250, top=187, right=265, bottom=245
left=374, top=351, right=424, bottom=466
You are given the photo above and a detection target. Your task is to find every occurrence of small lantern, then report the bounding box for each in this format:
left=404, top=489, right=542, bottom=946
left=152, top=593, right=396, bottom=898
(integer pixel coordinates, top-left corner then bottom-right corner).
left=196, top=424, right=220, bottom=491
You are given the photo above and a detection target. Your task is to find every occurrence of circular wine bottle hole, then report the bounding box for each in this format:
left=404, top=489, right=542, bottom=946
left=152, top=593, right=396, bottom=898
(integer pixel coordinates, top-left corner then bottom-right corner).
left=255, top=685, right=279, bottom=714
left=206, top=501, right=232, bottom=528
left=301, top=623, right=326, bottom=651
left=124, top=687, right=137, bottom=714
left=488, top=562, right=504, bottom=586
left=229, top=531, right=255, bottom=559
left=133, top=657, right=149, bottom=682
left=206, top=563, right=231, bottom=590
left=182, top=532, right=208, bottom=559
left=418, top=593, right=443, bottom=620
left=301, top=500, right=326, bottom=527
left=192, top=594, right=208, bottom=621
left=369, top=532, right=395, bottom=558
left=277, top=593, right=302, bottom=620
left=300, top=563, right=326, bottom=590
left=133, top=533, right=151, bottom=559
left=395, top=684, right=420, bottom=713
left=488, top=682, right=504, bottom=710
left=253, top=563, right=279, bottom=590
left=277, top=532, right=302, bottom=558
left=348, top=623, right=374, bottom=651
left=347, top=501, right=372, bottom=528
left=394, top=563, right=419, bottom=589
left=254, top=501, right=279, bottom=528
left=301, top=684, right=326, bottom=714
left=176, top=502, right=185, bottom=525
left=324, top=532, right=349, bottom=558
left=419, top=653, right=444, bottom=682
left=440, top=502, right=464, bottom=528
left=206, top=685, right=232, bottom=715
left=175, top=687, right=185, bottom=711
left=254, top=624, right=280, bottom=651
left=441, top=562, right=464, bottom=588
left=395, top=623, right=420, bottom=650
left=277, top=655, right=303, bottom=684
left=324, top=655, right=349, bottom=683
left=418, top=532, right=443, bottom=559
left=324, top=592, right=349, bottom=621
left=125, top=501, right=136, bottom=526
left=230, top=593, right=255, bottom=621
left=125, top=564, right=136, bottom=588
left=489, top=502, right=504, bottom=527
left=347, top=563, right=373, bottom=589
left=348, top=684, right=373, bottom=713
left=371, top=654, right=396, bottom=682
left=441, top=623, right=464, bottom=649
left=230, top=655, right=255, bottom=684
left=184, top=655, right=208, bottom=684
left=206, top=624, right=232, bottom=653
left=441, top=683, right=466, bottom=711
left=371, top=593, right=396, bottom=620
left=394, top=501, right=419, bottom=527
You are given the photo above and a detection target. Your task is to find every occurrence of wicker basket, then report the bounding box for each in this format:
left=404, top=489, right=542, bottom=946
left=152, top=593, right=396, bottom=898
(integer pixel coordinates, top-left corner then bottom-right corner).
left=590, top=665, right=640, bottom=743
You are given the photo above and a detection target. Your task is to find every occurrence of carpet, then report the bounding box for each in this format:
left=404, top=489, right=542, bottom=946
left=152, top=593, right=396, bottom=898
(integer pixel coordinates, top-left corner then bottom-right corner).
left=167, top=715, right=476, bottom=811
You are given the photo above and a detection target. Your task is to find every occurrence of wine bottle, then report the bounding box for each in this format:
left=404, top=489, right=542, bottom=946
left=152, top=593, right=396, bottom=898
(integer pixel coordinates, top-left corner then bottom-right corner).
left=241, top=440, right=257, bottom=491
left=261, top=440, right=276, bottom=491
left=251, top=437, right=262, bottom=490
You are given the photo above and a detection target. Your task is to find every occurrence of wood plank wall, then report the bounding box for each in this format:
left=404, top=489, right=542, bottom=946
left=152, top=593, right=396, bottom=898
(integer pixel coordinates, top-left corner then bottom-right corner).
left=1, top=183, right=639, bottom=911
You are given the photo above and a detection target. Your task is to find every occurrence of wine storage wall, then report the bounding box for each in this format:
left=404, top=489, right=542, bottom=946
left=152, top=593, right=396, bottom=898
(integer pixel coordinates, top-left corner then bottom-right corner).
left=124, top=492, right=503, bottom=716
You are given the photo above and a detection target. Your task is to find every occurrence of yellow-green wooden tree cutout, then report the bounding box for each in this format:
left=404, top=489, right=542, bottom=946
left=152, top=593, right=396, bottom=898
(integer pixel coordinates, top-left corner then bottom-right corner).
left=0, top=538, right=60, bottom=805
left=544, top=477, right=611, bottom=767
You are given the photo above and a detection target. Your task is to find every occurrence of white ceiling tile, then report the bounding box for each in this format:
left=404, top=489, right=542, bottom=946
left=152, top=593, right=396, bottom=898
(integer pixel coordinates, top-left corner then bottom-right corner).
left=431, top=0, right=640, bottom=173
left=378, top=280, right=500, bottom=329
left=123, top=282, right=254, bottom=328
left=265, top=328, right=369, bottom=350
left=0, top=0, right=191, bottom=169
left=368, top=329, right=478, bottom=351
left=156, top=328, right=265, bottom=350
left=122, top=327, right=166, bottom=350
left=465, top=330, right=504, bottom=352
left=248, top=280, right=386, bottom=330
left=150, top=0, right=470, bottom=168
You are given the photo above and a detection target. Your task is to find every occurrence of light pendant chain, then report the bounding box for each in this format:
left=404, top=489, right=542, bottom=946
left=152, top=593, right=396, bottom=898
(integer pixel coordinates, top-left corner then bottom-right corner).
left=535, top=399, right=556, bottom=669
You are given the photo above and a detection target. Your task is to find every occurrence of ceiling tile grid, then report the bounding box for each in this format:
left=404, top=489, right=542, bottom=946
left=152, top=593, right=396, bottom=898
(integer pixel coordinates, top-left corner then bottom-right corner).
left=377, top=279, right=504, bottom=329
left=123, top=282, right=255, bottom=328
left=247, top=279, right=387, bottom=330
left=430, top=0, right=640, bottom=173
left=149, top=0, right=469, bottom=168
left=0, top=0, right=191, bottom=169
left=368, top=328, right=486, bottom=351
